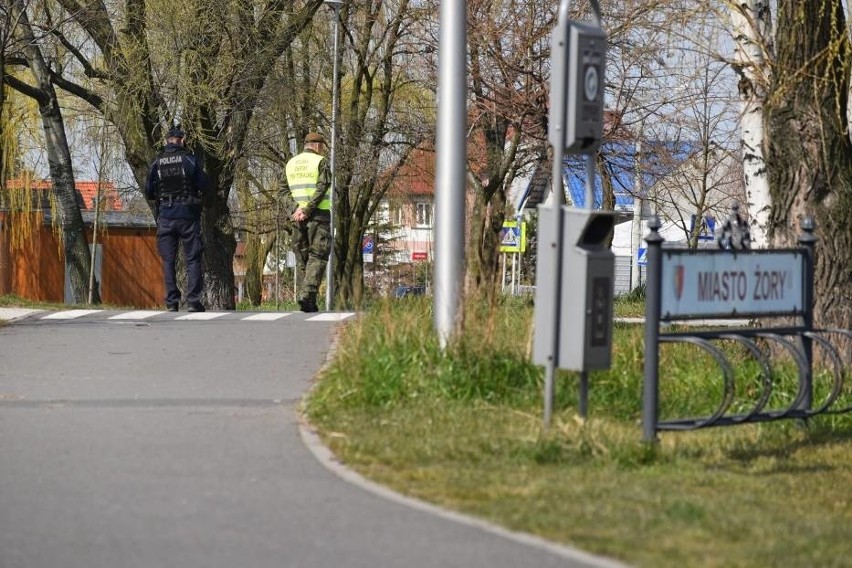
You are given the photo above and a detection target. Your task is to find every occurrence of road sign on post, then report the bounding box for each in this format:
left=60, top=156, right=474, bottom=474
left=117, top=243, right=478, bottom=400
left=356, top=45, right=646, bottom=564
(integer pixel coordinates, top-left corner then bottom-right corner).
left=362, top=235, right=374, bottom=263
left=499, top=221, right=526, bottom=253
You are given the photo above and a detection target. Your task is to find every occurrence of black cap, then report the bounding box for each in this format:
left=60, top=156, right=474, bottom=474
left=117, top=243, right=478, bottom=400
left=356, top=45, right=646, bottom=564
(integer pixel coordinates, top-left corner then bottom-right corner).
left=167, top=126, right=185, bottom=138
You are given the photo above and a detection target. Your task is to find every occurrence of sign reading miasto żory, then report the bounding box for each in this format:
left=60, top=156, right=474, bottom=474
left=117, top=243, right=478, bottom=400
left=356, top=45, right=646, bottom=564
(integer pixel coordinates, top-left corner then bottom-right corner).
left=659, top=250, right=806, bottom=320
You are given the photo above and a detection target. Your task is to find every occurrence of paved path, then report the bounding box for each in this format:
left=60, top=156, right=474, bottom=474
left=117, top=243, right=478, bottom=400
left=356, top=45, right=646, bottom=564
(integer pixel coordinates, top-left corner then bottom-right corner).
left=0, top=310, right=625, bottom=568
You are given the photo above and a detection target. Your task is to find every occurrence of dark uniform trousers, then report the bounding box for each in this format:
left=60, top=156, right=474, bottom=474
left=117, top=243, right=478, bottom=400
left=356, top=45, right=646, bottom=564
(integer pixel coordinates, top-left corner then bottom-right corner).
left=294, top=217, right=331, bottom=297
left=157, top=216, right=204, bottom=306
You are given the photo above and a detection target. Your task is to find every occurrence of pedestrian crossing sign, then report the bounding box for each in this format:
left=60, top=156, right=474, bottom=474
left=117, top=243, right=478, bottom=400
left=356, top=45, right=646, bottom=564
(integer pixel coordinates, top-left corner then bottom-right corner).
left=500, top=221, right=527, bottom=253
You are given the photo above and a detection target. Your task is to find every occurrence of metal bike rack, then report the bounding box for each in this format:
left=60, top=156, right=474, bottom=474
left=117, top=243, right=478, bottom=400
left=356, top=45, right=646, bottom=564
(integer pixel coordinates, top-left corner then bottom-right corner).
left=641, top=213, right=851, bottom=442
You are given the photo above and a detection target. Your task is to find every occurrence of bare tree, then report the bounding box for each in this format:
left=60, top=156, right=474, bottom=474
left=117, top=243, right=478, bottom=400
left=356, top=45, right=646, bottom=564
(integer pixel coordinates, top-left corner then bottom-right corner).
left=4, top=0, right=100, bottom=303
left=328, top=0, right=432, bottom=307
left=461, top=0, right=552, bottom=296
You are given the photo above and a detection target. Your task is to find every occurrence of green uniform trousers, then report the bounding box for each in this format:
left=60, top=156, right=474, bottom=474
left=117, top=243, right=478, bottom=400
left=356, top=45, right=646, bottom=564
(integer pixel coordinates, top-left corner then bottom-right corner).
left=294, top=217, right=331, bottom=298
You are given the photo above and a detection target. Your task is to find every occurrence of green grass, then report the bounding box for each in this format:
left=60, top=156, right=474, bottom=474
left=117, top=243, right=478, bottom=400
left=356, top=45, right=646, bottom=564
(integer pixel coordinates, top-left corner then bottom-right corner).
left=0, top=294, right=144, bottom=313
left=305, top=295, right=852, bottom=568
left=614, top=283, right=646, bottom=317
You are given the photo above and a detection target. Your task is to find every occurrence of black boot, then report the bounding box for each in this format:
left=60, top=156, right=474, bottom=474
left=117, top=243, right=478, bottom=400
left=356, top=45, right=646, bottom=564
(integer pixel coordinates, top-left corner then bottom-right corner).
left=298, top=292, right=319, bottom=313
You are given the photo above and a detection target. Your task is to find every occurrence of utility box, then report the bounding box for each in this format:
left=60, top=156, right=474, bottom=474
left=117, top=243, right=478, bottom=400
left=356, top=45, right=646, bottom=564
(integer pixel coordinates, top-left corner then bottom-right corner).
left=549, top=18, right=607, bottom=154
left=533, top=207, right=616, bottom=371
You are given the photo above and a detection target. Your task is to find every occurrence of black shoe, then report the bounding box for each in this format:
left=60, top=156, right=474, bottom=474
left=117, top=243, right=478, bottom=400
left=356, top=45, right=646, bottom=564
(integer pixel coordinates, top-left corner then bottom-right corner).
left=166, top=304, right=179, bottom=312
left=187, top=303, right=205, bottom=313
left=298, top=297, right=319, bottom=313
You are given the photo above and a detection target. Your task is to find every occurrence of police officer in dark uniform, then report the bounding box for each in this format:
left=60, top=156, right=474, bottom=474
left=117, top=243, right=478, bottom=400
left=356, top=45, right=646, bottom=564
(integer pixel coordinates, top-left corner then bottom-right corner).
left=145, top=126, right=210, bottom=312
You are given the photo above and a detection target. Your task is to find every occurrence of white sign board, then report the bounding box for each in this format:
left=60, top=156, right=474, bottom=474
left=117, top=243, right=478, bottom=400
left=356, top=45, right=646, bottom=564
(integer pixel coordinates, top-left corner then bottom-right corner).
left=660, top=250, right=806, bottom=319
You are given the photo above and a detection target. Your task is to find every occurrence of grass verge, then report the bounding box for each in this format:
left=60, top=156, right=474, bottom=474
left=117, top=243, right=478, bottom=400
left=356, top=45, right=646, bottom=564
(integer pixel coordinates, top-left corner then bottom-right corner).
left=304, top=295, right=852, bottom=568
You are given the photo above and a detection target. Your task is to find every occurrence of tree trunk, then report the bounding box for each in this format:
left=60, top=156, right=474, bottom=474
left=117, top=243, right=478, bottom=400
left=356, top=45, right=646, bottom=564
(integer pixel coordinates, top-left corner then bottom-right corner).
left=465, top=179, right=505, bottom=299
left=10, top=0, right=99, bottom=305
left=337, top=229, right=364, bottom=309
left=764, top=0, right=852, bottom=331
left=242, top=232, right=266, bottom=306
left=200, top=155, right=237, bottom=310
left=596, top=152, right=616, bottom=248
left=729, top=0, right=773, bottom=248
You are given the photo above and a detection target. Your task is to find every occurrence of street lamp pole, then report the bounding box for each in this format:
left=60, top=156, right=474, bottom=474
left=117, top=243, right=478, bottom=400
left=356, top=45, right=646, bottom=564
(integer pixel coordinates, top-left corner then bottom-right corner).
left=434, top=0, right=467, bottom=349
left=325, top=0, right=342, bottom=311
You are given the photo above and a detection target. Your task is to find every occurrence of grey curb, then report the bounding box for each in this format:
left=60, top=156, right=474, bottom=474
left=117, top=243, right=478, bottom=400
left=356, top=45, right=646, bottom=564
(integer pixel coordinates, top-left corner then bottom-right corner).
left=297, top=419, right=630, bottom=568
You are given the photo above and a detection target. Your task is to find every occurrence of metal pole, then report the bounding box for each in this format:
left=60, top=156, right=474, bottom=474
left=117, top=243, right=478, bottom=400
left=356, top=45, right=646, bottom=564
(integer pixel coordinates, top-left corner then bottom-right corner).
left=515, top=211, right=523, bottom=295
left=642, top=216, right=664, bottom=443
left=275, top=200, right=280, bottom=310
left=543, top=0, right=573, bottom=428
left=325, top=1, right=341, bottom=311
left=798, top=217, right=817, bottom=411
left=544, top=154, right=564, bottom=427
left=577, top=151, right=598, bottom=415
left=511, top=252, right=517, bottom=294
left=434, top=0, right=467, bottom=349
left=585, top=153, right=595, bottom=209
left=631, top=135, right=642, bottom=290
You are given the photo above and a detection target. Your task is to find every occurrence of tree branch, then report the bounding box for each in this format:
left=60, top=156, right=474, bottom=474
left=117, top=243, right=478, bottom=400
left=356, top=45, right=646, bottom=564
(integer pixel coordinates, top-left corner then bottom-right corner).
left=54, top=0, right=119, bottom=66
left=49, top=28, right=109, bottom=80
left=3, top=74, right=48, bottom=104
left=50, top=71, right=103, bottom=109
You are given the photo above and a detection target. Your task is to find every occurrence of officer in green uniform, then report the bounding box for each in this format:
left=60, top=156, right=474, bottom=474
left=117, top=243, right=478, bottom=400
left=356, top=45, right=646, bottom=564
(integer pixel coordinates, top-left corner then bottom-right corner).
left=279, top=132, right=332, bottom=312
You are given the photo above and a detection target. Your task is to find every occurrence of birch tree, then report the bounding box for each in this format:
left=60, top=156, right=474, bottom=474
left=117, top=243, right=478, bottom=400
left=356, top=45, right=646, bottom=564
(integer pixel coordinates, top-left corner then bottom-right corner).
left=727, top=0, right=773, bottom=247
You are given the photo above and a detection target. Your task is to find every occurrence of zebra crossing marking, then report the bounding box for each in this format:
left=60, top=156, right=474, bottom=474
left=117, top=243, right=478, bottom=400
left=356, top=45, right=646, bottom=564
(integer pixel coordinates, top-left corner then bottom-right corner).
left=174, top=312, right=228, bottom=321
left=307, top=313, right=356, bottom=322
left=241, top=313, right=293, bottom=321
left=108, top=310, right=165, bottom=320
left=2, top=308, right=357, bottom=323
left=0, top=308, right=44, bottom=322
left=41, top=309, right=102, bottom=320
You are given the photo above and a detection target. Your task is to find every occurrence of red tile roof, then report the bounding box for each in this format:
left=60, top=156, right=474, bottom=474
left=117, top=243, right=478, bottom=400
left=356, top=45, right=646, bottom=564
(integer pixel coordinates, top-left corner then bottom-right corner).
left=5, top=178, right=122, bottom=211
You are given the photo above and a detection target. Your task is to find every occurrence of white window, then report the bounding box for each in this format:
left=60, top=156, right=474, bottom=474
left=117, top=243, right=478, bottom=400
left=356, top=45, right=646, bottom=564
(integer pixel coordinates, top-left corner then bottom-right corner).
left=374, top=200, right=390, bottom=224
left=415, top=201, right=433, bottom=227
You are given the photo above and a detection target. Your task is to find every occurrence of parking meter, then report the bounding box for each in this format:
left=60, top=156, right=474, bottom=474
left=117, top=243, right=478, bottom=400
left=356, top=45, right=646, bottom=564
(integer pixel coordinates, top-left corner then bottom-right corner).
left=548, top=16, right=607, bottom=154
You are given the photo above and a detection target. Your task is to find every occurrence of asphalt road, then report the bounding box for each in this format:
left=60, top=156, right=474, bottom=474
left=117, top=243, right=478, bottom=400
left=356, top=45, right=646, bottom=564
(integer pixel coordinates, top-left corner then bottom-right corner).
left=0, top=309, right=625, bottom=568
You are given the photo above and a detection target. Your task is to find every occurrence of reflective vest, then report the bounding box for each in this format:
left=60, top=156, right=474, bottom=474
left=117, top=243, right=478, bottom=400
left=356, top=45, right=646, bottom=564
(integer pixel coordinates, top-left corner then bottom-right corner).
left=285, top=152, right=330, bottom=210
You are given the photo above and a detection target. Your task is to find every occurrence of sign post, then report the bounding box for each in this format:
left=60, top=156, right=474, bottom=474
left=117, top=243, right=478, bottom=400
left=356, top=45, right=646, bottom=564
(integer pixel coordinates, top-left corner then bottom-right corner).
left=536, top=0, right=608, bottom=428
